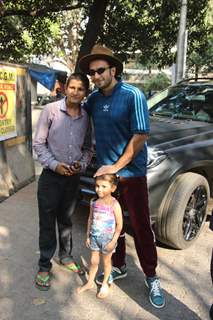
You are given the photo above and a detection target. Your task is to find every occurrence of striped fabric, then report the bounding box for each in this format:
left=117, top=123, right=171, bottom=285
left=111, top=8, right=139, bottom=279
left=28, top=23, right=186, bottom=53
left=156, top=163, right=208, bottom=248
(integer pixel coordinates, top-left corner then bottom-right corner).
left=84, top=81, right=150, bottom=177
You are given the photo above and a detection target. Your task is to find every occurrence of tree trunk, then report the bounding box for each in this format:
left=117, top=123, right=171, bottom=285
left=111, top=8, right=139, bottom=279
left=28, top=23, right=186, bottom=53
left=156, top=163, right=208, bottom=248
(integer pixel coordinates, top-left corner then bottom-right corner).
left=75, top=0, right=109, bottom=72
left=195, top=64, right=199, bottom=80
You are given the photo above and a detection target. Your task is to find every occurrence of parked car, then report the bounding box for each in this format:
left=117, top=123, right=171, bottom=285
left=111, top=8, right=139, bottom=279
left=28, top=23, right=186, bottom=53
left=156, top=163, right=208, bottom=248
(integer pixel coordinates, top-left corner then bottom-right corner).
left=79, top=78, right=213, bottom=249
left=36, top=94, right=53, bottom=106
left=36, top=92, right=64, bottom=107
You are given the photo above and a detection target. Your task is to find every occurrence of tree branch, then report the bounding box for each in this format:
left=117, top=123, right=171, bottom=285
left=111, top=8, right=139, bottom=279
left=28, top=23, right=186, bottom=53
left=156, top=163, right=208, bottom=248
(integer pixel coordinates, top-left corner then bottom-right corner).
left=0, top=3, right=86, bottom=18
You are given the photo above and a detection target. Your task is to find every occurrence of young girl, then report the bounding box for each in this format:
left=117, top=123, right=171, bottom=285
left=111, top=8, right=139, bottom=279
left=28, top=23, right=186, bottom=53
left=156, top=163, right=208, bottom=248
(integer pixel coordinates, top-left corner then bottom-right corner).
left=77, top=174, right=123, bottom=298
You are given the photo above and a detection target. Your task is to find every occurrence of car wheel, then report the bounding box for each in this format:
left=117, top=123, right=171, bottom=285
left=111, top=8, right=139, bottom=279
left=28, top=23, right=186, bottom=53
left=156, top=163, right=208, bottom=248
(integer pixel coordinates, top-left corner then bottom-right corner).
left=156, top=172, right=209, bottom=249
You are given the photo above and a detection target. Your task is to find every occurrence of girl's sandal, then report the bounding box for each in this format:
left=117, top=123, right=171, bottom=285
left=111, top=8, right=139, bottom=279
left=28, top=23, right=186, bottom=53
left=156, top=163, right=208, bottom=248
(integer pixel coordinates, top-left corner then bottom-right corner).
left=35, top=273, right=51, bottom=291
left=97, top=284, right=110, bottom=299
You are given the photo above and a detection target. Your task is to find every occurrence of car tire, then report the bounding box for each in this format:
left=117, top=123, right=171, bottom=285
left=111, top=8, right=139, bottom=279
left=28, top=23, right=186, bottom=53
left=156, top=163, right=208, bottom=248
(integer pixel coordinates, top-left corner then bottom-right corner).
left=156, top=172, right=209, bottom=249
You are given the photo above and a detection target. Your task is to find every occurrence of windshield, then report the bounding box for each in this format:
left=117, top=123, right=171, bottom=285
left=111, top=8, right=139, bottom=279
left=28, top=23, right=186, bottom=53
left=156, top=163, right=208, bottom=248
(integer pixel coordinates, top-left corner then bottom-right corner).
left=148, top=84, right=213, bottom=123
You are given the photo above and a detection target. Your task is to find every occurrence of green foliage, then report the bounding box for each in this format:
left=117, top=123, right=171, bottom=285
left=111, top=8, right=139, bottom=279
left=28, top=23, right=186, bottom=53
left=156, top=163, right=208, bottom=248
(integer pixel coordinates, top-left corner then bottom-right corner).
left=188, top=34, right=213, bottom=73
left=0, top=0, right=211, bottom=75
left=187, top=0, right=213, bottom=74
left=144, top=73, right=171, bottom=92
left=98, top=0, right=209, bottom=70
left=0, top=0, right=88, bottom=62
left=0, top=13, right=59, bottom=61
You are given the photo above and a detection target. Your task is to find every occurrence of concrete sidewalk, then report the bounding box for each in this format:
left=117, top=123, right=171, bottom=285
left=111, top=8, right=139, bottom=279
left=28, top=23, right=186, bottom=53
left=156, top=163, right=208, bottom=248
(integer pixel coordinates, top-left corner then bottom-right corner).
left=0, top=163, right=212, bottom=320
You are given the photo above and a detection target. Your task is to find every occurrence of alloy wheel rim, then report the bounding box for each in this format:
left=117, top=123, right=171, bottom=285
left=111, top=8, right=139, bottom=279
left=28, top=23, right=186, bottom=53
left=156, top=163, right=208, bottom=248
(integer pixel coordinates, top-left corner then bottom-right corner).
left=183, top=185, right=208, bottom=241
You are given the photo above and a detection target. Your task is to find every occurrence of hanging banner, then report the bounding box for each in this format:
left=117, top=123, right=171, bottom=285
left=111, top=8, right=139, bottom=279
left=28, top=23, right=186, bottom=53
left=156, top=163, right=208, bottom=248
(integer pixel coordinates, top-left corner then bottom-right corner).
left=0, top=67, right=17, bottom=141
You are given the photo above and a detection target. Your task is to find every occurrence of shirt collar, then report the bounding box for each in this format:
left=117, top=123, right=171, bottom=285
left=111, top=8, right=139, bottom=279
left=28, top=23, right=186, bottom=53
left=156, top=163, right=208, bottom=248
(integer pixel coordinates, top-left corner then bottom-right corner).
left=60, top=97, right=67, bottom=112
left=60, top=97, right=85, bottom=118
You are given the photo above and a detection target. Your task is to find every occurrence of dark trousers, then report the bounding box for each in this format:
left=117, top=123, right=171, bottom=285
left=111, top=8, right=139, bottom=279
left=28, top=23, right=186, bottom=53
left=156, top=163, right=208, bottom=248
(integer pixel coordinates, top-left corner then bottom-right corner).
left=37, top=169, right=80, bottom=272
left=112, top=176, right=157, bottom=277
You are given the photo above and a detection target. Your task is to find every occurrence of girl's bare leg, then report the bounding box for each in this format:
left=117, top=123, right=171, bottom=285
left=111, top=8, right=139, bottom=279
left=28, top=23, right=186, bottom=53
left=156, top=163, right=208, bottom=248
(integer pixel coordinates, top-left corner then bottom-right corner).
left=77, top=251, right=100, bottom=294
left=97, top=252, right=113, bottom=298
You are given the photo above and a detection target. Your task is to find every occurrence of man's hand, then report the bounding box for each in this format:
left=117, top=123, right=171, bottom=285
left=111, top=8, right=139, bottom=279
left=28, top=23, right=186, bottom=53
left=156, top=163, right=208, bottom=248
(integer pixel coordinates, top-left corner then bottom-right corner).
left=94, top=165, right=117, bottom=177
left=70, top=161, right=81, bottom=174
left=94, top=134, right=148, bottom=176
left=56, top=161, right=81, bottom=176
left=55, top=163, right=73, bottom=176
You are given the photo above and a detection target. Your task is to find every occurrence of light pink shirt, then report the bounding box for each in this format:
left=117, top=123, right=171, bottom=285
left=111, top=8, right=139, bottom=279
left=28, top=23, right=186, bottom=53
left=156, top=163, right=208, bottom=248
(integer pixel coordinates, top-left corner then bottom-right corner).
left=33, top=98, right=92, bottom=171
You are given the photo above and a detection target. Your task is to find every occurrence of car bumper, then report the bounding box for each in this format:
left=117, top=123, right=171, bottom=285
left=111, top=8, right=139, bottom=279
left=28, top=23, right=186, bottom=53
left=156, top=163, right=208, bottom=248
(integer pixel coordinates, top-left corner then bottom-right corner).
left=147, top=157, right=180, bottom=223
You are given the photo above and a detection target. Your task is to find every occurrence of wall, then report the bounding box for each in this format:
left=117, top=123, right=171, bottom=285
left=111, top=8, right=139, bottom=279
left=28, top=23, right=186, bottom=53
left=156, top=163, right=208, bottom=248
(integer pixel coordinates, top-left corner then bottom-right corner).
left=0, top=62, right=35, bottom=202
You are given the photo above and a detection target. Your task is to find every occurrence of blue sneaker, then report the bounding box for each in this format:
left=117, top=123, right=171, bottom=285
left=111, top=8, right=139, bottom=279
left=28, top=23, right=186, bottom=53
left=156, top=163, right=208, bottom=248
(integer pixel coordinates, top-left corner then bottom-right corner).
left=145, top=276, right=165, bottom=308
left=96, top=265, right=127, bottom=285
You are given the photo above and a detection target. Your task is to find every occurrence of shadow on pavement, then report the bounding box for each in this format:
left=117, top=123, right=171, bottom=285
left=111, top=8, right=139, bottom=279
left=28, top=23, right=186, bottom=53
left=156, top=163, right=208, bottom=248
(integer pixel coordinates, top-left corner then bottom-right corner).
left=0, top=173, right=210, bottom=320
left=72, top=205, right=208, bottom=320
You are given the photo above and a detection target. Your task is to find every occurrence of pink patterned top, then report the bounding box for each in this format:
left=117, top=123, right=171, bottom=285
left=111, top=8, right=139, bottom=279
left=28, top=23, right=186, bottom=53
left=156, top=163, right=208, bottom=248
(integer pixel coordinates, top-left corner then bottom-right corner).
left=90, top=198, right=118, bottom=237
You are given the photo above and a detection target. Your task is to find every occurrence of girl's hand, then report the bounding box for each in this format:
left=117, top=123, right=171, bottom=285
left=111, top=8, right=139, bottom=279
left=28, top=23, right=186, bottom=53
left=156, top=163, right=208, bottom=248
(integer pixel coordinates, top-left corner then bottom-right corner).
left=105, top=240, right=116, bottom=253
left=86, top=237, right=90, bottom=248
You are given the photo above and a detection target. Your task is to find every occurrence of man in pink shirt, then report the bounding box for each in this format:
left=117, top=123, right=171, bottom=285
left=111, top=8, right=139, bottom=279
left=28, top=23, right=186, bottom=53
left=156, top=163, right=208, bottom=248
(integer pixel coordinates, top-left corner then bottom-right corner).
left=33, top=73, right=92, bottom=290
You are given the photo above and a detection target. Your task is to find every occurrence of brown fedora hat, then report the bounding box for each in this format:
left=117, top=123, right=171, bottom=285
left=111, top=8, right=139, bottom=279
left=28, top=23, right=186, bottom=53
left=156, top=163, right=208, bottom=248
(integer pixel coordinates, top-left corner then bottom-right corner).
left=78, top=44, right=123, bottom=76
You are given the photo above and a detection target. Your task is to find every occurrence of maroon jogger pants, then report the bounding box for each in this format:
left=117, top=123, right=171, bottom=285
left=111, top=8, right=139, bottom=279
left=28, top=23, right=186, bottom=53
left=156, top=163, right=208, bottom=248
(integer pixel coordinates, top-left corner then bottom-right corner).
left=112, top=176, right=157, bottom=277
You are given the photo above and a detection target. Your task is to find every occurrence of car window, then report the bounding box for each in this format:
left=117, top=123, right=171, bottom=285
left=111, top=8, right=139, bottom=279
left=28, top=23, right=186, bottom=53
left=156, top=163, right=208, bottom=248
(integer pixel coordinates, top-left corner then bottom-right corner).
left=149, top=84, right=213, bottom=123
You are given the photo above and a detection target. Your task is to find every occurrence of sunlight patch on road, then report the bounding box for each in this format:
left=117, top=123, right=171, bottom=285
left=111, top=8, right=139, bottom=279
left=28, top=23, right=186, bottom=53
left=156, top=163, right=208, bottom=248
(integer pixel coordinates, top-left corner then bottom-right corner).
left=0, top=297, right=13, bottom=320
left=0, top=269, right=13, bottom=287
left=0, top=226, right=9, bottom=237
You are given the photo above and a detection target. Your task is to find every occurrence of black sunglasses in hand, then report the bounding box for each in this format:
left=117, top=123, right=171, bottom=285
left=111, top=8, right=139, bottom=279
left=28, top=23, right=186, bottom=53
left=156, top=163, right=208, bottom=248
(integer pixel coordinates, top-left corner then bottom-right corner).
left=88, top=67, right=111, bottom=76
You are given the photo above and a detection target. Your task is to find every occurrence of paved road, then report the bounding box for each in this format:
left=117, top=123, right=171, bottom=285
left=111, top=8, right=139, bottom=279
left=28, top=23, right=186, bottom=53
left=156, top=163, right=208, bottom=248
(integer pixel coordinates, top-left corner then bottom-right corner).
left=0, top=162, right=212, bottom=320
